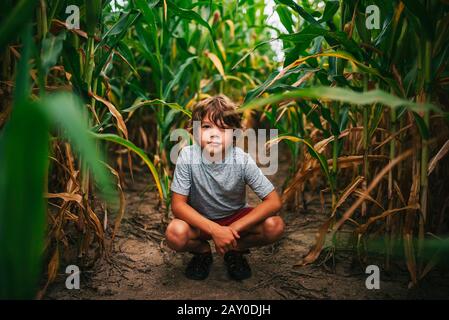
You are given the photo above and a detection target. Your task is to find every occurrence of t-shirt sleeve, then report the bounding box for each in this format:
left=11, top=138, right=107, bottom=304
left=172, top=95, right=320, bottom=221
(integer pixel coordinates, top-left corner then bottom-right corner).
left=244, top=154, right=275, bottom=199
left=170, top=148, right=191, bottom=196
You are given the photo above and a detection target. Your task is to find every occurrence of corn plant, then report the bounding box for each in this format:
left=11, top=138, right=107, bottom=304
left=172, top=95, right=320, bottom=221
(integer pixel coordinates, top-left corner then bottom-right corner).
left=241, top=0, right=449, bottom=283
left=1, top=0, right=448, bottom=299
left=0, top=0, right=279, bottom=298
left=0, top=24, right=117, bottom=299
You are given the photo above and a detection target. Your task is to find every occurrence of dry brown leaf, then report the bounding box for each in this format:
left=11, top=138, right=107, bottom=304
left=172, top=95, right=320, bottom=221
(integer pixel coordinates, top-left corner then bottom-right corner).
left=36, top=247, right=60, bottom=299
left=374, top=123, right=412, bottom=151
left=428, top=139, right=449, bottom=176
left=332, top=176, right=365, bottom=215
left=333, top=149, right=413, bottom=231
left=87, top=204, right=104, bottom=242
left=102, top=163, right=126, bottom=246
left=295, top=218, right=332, bottom=266
left=356, top=206, right=417, bottom=234
left=45, top=192, right=83, bottom=205
left=404, top=233, right=417, bottom=285
left=353, top=189, right=385, bottom=211
left=283, top=155, right=387, bottom=202
left=393, top=180, right=407, bottom=207
left=89, top=92, right=128, bottom=139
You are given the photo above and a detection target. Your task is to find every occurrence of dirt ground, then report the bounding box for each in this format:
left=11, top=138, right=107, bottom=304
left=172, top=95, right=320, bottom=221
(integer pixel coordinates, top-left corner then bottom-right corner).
left=45, top=153, right=449, bottom=300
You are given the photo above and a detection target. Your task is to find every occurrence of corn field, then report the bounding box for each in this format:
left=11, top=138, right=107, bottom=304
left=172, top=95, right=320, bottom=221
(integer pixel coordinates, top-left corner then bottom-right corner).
left=0, top=0, right=448, bottom=299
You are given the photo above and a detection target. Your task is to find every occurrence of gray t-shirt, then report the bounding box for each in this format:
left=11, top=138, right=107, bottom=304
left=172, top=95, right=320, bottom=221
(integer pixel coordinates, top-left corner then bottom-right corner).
left=170, top=144, right=275, bottom=220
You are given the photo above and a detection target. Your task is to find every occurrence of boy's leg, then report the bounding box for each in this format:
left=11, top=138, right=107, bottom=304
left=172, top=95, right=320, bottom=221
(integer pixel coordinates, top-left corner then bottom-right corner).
left=222, top=216, right=283, bottom=281
left=166, top=219, right=214, bottom=281
left=165, top=219, right=211, bottom=253
left=234, top=216, right=284, bottom=251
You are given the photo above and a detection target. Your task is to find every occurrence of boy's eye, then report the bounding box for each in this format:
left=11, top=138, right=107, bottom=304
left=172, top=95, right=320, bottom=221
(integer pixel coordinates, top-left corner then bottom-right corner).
left=202, top=124, right=211, bottom=129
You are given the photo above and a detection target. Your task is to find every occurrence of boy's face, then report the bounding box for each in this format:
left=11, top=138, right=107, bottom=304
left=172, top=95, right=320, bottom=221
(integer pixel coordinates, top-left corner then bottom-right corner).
left=198, top=114, right=234, bottom=159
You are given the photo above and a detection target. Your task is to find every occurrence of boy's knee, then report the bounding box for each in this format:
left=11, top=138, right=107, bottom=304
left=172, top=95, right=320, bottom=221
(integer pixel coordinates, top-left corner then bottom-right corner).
left=263, top=216, right=284, bottom=242
left=165, top=219, right=190, bottom=251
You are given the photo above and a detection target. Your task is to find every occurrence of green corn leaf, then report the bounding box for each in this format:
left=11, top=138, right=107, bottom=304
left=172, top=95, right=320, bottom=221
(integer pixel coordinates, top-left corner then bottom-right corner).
left=91, top=133, right=164, bottom=201
left=167, top=0, right=214, bottom=36
left=276, top=0, right=321, bottom=27
left=124, top=98, right=192, bottom=118
left=275, top=4, right=294, bottom=33
left=267, top=134, right=331, bottom=186
left=134, top=0, right=159, bottom=51
left=40, top=31, right=66, bottom=76
left=240, top=87, right=439, bottom=114
left=41, top=92, right=116, bottom=201
left=13, top=24, right=33, bottom=108
left=402, top=0, right=434, bottom=40
left=94, top=11, right=141, bottom=78
left=86, top=0, right=103, bottom=37
left=163, top=56, right=198, bottom=100
left=412, top=112, right=430, bottom=140
left=369, top=104, right=384, bottom=139
left=0, top=0, right=38, bottom=48
left=0, top=101, right=49, bottom=299
left=319, top=0, right=339, bottom=23
left=320, top=103, right=340, bottom=136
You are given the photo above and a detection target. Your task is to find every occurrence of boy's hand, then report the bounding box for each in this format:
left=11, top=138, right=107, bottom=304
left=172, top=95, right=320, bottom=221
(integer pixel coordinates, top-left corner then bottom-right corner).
left=210, top=225, right=240, bottom=255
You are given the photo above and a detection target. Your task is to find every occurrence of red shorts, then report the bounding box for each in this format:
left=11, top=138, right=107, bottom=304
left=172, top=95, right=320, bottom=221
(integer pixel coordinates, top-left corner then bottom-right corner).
left=198, top=207, right=253, bottom=241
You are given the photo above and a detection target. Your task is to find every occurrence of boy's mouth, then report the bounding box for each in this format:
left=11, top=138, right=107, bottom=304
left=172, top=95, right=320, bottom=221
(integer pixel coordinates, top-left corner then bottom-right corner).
left=207, top=141, right=221, bottom=146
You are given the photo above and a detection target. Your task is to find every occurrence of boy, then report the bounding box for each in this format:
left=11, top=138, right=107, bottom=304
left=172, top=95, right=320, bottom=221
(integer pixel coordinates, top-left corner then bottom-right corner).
left=165, top=95, right=284, bottom=281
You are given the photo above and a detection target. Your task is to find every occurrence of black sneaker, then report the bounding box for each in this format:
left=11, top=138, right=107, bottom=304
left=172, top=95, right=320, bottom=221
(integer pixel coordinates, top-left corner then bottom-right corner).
left=224, top=250, right=252, bottom=281
left=185, top=252, right=213, bottom=280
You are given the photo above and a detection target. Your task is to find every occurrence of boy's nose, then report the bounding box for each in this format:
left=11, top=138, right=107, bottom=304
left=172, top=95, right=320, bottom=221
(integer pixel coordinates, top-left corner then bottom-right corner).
left=209, top=128, right=221, bottom=138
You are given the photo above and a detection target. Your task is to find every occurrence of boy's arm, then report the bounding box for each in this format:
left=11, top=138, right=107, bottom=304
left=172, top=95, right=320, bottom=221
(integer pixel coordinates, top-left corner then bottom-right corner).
left=234, top=152, right=282, bottom=233
left=171, top=192, right=240, bottom=255
left=229, top=190, right=282, bottom=233
left=171, top=192, right=220, bottom=236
